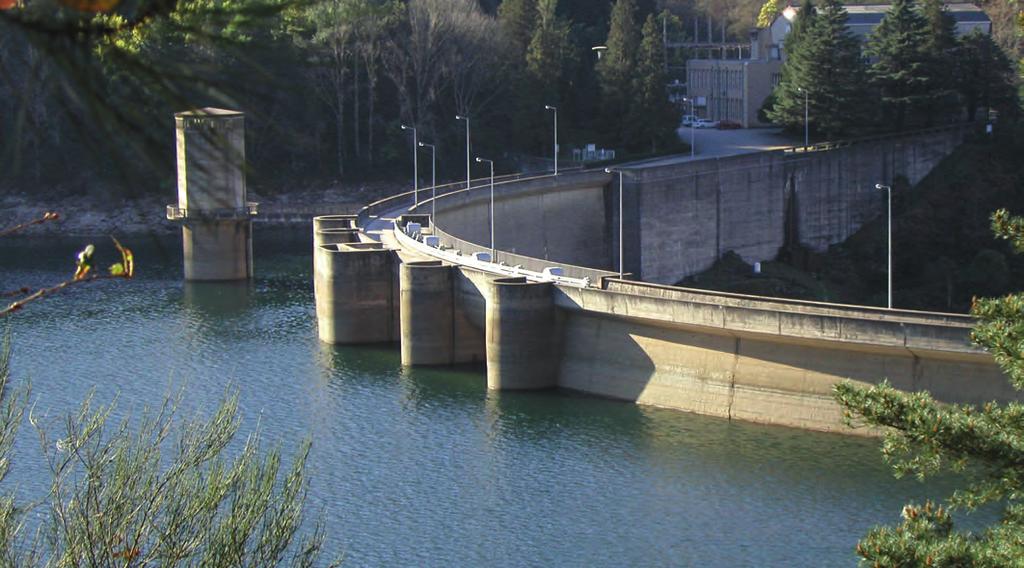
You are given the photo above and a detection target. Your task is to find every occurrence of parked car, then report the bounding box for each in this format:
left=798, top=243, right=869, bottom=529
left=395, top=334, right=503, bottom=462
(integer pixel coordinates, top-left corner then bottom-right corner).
left=717, top=120, right=742, bottom=130
left=680, top=114, right=699, bottom=127
left=692, top=118, right=719, bottom=129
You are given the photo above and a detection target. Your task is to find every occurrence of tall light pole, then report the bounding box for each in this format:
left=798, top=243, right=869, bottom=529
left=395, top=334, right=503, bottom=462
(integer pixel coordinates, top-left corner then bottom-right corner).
left=797, top=87, right=809, bottom=147
left=605, top=167, right=626, bottom=279
left=401, top=124, right=418, bottom=205
left=419, top=141, right=436, bottom=224
left=455, top=115, right=470, bottom=190
left=682, top=97, right=695, bottom=157
left=544, top=105, right=558, bottom=175
left=876, top=183, right=892, bottom=309
left=476, top=157, right=495, bottom=260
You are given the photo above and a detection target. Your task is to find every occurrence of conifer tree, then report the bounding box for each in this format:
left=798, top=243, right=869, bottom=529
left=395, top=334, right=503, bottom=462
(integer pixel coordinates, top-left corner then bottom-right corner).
left=498, top=0, right=539, bottom=62
left=767, top=0, right=866, bottom=138
left=919, top=0, right=959, bottom=121
left=764, top=0, right=815, bottom=130
left=523, top=0, right=574, bottom=152
left=626, top=13, right=676, bottom=152
left=835, top=208, right=1024, bottom=566
left=866, top=0, right=932, bottom=130
left=597, top=0, right=640, bottom=143
left=955, top=29, right=1019, bottom=122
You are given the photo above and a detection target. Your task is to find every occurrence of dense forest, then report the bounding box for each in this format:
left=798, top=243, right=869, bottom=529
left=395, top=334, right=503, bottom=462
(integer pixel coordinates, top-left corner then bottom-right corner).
left=3, top=0, right=1018, bottom=200
left=0, top=0, right=688, bottom=199
left=682, top=123, right=1024, bottom=313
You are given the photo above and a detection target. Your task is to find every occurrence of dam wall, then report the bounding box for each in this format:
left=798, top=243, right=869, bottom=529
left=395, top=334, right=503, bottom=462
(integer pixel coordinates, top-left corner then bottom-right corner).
left=554, top=280, right=1011, bottom=432
left=426, top=171, right=613, bottom=271
left=315, top=229, right=1012, bottom=432
left=630, top=125, right=968, bottom=284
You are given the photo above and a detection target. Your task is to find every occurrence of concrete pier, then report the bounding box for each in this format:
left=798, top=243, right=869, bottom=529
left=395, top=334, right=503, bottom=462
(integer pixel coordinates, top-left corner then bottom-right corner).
left=314, top=242, right=396, bottom=344
left=485, top=277, right=560, bottom=390
left=313, top=215, right=359, bottom=248
left=167, top=108, right=257, bottom=281
left=315, top=228, right=361, bottom=248
left=400, top=261, right=455, bottom=366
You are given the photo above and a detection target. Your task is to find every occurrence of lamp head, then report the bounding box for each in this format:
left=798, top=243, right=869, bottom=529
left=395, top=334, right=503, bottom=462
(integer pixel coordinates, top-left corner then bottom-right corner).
left=475, top=157, right=483, bottom=163
left=418, top=141, right=426, bottom=147
left=876, top=183, right=887, bottom=190
left=456, top=115, right=467, bottom=120
left=604, top=168, right=613, bottom=174
left=545, top=105, right=556, bottom=111
left=401, top=124, right=412, bottom=131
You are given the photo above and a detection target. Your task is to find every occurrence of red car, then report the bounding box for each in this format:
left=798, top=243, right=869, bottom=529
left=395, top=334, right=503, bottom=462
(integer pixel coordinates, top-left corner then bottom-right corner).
left=717, top=120, right=742, bottom=130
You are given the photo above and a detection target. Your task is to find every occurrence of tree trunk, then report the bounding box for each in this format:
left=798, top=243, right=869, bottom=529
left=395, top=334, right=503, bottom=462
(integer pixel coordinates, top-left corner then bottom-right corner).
left=335, top=85, right=345, bottom=178
left=353, top=57, right=361, bottom=161
left=367, top=64, right=376, bottom=166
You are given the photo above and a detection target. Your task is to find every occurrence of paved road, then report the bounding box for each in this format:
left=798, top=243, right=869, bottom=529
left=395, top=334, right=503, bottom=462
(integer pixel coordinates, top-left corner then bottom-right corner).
left=625, top=127, right=801, bottom=168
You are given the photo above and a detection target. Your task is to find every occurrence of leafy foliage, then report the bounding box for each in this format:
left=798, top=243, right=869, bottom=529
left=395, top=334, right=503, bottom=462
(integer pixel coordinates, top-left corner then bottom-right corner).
left=835, top=208, right=1024, bottom=565
left=756, top=0, right=782, bottom=28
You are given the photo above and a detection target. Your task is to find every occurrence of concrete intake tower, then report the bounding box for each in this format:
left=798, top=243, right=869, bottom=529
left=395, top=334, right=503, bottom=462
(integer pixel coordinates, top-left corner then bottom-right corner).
left=167, top=108, right=257, bottom=280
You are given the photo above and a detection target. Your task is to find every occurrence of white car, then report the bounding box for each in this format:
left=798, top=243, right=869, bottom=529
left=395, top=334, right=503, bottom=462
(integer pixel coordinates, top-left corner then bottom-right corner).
left=692, top=118, right=719, bottom=129
left=680, top=114, right=699, bottom=127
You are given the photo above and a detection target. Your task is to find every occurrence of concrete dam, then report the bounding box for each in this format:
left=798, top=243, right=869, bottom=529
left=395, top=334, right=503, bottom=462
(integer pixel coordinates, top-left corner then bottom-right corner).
left=312, top=124, right=1017, bottom=434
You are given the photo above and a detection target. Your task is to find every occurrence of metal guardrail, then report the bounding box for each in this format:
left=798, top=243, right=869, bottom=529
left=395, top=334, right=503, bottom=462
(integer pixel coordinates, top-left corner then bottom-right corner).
left=355, top=167, right=587, bottom=230
left=166, top=202, right=259, bottom=221
left=357, top=173, right=528, bottom=230
left=782, top=123, right=969, bottom=155
left=427, top=224, right=617, bottom=285
left=393, top=221, right=597, bottom=289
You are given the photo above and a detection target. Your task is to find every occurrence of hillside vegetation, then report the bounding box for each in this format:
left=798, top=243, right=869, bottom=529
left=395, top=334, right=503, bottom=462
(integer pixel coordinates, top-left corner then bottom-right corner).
left=681, top=123, right=1024, bottom=313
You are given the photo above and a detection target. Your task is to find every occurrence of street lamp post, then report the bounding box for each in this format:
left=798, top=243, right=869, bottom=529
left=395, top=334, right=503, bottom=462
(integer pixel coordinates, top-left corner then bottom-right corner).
left=419, top=141, right=436, bottom=224
left=798, top=87, right=809, bottom=147
left=400, top=124, right=418, bottom=205
left=455, top=115, right=470, bottom=190
left=605, top=167, right=626, bottom=279
left=544, top=105, right=558, bottom=175
left=876, top=183, right=892, bottom=309
left=476, top=157, right=495, bottom=260
left=682, top=97, right=695, bottom=157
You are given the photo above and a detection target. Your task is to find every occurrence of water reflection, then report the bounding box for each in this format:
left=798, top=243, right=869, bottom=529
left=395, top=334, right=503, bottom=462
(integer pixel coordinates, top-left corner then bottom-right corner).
left=182, top=280, right=254, bottom=316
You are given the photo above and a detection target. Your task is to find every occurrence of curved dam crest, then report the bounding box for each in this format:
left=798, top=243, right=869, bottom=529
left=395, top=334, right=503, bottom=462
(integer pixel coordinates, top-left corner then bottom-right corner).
left=313, top=125, right=1019, bottom=434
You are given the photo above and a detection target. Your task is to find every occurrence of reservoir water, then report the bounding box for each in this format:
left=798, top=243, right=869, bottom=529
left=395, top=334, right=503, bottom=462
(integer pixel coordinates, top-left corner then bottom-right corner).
left=0, top=230, right=984, bottom=566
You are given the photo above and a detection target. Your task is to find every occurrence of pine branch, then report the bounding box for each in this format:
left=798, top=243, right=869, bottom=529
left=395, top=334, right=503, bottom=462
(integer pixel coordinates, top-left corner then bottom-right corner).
left=0, top=212, right=59, bottom=238
left=0, top=273, right=131, bottom=317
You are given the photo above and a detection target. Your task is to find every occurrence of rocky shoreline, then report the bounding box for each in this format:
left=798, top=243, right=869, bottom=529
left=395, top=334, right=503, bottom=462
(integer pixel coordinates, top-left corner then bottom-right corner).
left=1, top=182, right=397, bottom=237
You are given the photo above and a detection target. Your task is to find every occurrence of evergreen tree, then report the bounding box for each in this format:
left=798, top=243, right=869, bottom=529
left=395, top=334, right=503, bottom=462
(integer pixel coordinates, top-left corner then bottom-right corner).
left=919, top=0, right=959, bottom=122
left=626, top=13, right=676, bottom=152
left=526, top=0, right=573, bottom=97
left=835, top=207, right=1024, bottom=566
left=524, top=0, right=574, bottom=152
left=767, top=0, right=866, bottom=138
left=498, top=0, right=539, bottom=62
left=596, top=0, right=639, bottom=144
left=764, top=0, right=816, bottom=131
left=955, top=28, right=1019, bottom=122
left=866, top=0, right=932, bottom=130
